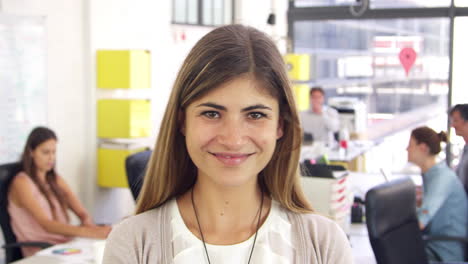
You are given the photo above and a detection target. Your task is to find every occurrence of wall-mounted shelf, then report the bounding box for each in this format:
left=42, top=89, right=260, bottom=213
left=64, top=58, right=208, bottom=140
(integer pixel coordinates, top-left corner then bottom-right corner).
left=97, top=50, right=151, bottom=89
left=96, top=50, right=152, bottom=188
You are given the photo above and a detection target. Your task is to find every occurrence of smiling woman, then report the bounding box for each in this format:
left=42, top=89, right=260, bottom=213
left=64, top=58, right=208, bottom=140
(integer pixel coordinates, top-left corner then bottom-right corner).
left=103, top=24, right=353, bottom=264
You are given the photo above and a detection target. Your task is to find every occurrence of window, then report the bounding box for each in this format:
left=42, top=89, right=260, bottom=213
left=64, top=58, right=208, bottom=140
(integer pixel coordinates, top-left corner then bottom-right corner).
left=293, top=18, right=449, bottom=115
left=172, top=0, right=234, bottom=26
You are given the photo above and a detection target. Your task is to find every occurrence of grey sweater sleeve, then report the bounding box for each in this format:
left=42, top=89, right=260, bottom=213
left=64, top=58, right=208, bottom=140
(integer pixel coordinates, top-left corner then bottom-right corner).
left=320, top=219, right=353, bottom=263
left=102, top=209, right=164, bottom=264
left=102, top=218, right=141, bottom=264
left=299, top=213, right=354, bottom=264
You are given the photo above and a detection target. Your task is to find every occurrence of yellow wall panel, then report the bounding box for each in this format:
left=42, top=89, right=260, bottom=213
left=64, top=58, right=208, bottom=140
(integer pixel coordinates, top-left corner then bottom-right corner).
left=97, top=147, right=146, bottom=188
left=293, top=84, right=310, bottom=111
left=97, top=50, right=151, bottom=89
left=97, top=99, right=151, bottom=138
left=284, top=54, right=310, bottom=81
left=130, top=50, right=151, bottom=88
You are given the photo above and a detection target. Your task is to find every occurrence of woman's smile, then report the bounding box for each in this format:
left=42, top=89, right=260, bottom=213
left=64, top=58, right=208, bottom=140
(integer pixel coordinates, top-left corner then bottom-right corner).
left=209, top=152, right=255, bottom=166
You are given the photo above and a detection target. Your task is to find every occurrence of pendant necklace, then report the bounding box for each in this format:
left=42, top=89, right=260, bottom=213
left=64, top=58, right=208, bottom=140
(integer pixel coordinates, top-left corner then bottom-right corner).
left=191, top=188, right=264, bottom=264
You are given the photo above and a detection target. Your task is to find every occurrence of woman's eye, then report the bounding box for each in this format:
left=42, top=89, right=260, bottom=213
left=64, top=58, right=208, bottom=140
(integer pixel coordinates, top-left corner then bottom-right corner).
left=202, top=111, right=220, bottom=119
left=248, top=112, right=266, bottom=120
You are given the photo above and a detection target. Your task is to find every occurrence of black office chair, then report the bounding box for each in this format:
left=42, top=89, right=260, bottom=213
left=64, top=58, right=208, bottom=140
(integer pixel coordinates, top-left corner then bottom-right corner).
left=125, top=150, right=152, bottom=201
left=301, top=161, right=346, bottom=178
left=0, top=162, right=52, bottom=263
left=365, top=178, right=429, bottom=264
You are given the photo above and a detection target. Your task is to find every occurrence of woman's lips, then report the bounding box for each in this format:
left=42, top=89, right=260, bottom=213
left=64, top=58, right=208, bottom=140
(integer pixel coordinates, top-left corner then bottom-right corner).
left=210, top=152, right=253, bottom=166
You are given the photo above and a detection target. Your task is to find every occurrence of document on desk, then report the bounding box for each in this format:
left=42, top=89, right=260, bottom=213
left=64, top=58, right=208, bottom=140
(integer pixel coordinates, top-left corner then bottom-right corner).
left=35, top=238, right=105, bottom=264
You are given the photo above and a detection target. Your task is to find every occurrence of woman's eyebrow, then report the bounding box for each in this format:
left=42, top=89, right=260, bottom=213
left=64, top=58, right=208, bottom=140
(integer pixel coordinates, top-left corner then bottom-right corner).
left=196, top=102, right=272, bottom=112
left=241, top=104, right=272, bottom=112
left=196, top=102, right=226, bottom=111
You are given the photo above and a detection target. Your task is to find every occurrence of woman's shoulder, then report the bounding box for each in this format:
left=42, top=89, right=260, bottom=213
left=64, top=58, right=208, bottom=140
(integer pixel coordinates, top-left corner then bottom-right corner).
left=286, top=210, right=353, bottom=262
left=433, top=163, right=462, bottom=183
left=104, top=204, right=169, bottom=262
left=294, top=211, right=342, bottom=231
left=13, top=171, right=30, bottom=180
left=10, top=171, right=35, bottom=189
left=108, top=203, right=170, bottom=240
left=287, top=210, right=348, bottom=242
left=113, top=207, right=164, bottom=232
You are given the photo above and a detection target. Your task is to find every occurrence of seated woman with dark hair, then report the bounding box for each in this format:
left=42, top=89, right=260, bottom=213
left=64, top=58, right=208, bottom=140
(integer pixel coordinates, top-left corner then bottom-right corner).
left=406, top=126, right=467, bottom=262
left=8, top=126, right=112, bottom=257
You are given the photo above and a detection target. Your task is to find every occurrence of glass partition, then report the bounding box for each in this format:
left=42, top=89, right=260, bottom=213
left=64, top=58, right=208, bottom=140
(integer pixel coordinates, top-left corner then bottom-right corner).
left=293, top=18, right=449, bottom=125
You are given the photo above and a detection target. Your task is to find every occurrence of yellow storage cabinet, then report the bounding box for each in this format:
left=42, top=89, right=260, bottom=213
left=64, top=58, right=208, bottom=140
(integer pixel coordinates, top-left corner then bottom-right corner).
left=97, top=99, right=151, bottom=138
left=293, top=84, right=310, bottom=112
left=284, top=54, right=310, bottom=81
left=97, top=50, right=151, bottom=89
left=97, top=147, right=146, bottom=188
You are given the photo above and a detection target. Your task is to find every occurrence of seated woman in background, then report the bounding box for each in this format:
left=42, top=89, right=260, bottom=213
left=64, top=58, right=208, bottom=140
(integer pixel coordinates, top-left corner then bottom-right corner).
left=8, top=126, right=111, bottom=257
left=407, top=126, right=467, bottom=262
left=103, top=24, right=352, bottom=263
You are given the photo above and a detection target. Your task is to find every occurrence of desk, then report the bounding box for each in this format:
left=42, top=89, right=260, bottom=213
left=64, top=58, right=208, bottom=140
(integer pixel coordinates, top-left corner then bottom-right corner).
left=301, top=140, right=375, bottom=171
left=12, top=256, right=72, bottom=264
left=11, top=238, right=105, bottom=264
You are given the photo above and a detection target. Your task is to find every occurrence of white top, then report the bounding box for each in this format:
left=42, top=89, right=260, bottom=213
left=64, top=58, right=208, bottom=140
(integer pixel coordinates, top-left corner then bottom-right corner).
left=300, top=106, right=340, bottom=142
left=170, top=199, right=294, bottom=264
left=103, top=199, right=354, bottom=263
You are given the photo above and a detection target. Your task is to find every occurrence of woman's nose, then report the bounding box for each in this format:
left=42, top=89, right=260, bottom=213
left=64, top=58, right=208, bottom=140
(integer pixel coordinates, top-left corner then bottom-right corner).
left=217, top=118, right=247, bottom=150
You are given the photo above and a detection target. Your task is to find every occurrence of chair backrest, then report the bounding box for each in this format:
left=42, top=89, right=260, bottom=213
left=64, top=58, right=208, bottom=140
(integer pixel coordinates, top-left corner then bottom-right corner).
left=0, top=162, right=23, bottom=262
left=365, top=178, right=429, bottom=264
left=125, top=150, right=152, bottom=201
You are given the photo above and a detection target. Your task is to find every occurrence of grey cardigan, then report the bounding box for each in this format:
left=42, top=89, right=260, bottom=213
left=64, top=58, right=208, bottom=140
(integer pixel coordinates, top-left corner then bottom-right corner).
left=103, top=201, right=353, bottom=263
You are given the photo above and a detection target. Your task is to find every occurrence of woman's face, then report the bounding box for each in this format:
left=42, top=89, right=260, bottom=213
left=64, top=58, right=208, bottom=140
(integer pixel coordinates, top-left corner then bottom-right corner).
left=406, top=136, right=425, bottom=165
left=31, top=139, right=57, bottom=173
left=183, top=75, right=283, bottom=189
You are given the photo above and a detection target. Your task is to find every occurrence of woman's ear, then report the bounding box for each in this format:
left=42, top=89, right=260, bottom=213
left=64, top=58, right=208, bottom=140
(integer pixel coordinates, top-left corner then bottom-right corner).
left=276, top=118, right=284, bottom=140
left=178, top=110, right=186, bottom=136
left=418, top=142, right=429, bottom=155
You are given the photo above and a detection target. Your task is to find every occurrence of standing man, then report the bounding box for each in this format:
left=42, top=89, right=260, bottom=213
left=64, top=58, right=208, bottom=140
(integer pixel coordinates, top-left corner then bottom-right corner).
left=450, top=104, right=468, bottom=194
left=300, top=87, right=340, bottom=143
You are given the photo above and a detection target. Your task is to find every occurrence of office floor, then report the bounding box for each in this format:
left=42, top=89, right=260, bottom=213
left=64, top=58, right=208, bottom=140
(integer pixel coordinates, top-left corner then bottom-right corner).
left=350, top=224, right=377, bottom=264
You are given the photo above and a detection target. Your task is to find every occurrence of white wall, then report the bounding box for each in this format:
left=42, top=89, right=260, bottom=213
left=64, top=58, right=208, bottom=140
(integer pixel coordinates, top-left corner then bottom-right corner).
left=1, top=0, right=90, bottom=212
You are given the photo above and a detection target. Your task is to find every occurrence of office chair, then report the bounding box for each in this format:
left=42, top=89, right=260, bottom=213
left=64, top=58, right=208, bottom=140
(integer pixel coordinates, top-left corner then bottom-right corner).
left=365, top=178, right=429, bottom=264
left=301, top=161, right=346, bottom=178
left=0, top=162, right=51, bottom=263
left=125, top=150, right=152, bottom=201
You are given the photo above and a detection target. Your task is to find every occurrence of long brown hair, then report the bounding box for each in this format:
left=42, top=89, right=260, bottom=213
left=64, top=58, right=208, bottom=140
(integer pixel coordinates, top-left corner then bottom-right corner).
left=20, top=127, right=69, bottom=221
left=411, top=126, right=447, bottom=155
left=136, top=25, right=312, bottom=214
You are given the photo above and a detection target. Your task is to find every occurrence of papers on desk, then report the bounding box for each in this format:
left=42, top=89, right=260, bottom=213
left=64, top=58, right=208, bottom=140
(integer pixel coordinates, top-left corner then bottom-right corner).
left=35, top=238, right=105, bottom=264
left=300, top=140, right=375, bottom=162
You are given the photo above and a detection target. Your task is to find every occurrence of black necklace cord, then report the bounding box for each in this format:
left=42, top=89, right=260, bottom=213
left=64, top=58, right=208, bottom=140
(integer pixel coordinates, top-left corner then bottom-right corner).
left=191, top=188, right=264, bottom=264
